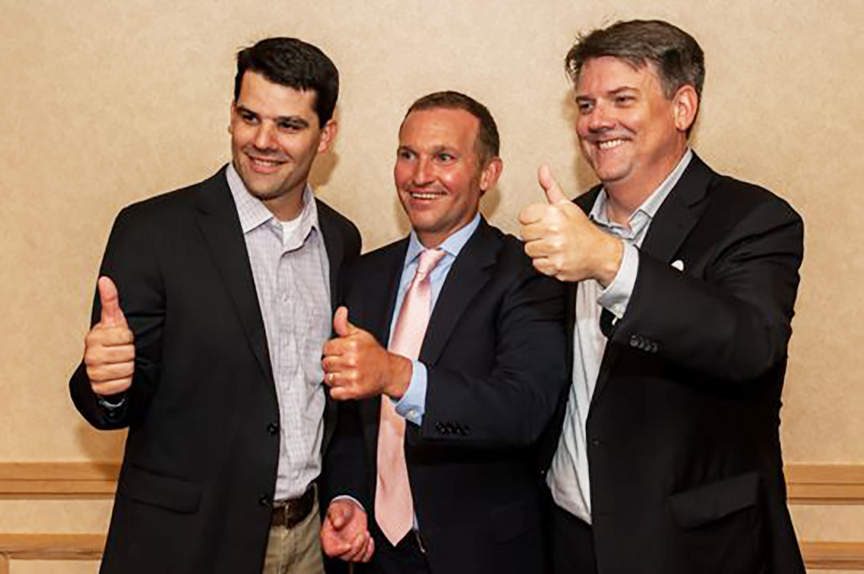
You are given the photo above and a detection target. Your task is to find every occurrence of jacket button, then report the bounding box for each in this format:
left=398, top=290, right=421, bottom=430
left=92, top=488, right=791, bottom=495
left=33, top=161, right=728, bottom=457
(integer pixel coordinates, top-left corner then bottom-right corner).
left=267, top=422, right=280, bottom=435
left=258, top=494, right=271, bottom=507
left=591, top=438, right=602, bottom=446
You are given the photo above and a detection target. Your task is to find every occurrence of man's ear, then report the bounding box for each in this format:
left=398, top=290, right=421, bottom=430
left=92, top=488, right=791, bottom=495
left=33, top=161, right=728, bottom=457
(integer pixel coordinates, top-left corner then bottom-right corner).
left=478, top=156, right=504, bottom=195
left=318, top=119, right=338, bottom=153
left=673, top=85, right=699, bottom=133
left=228, top=101, right=237, bottom=134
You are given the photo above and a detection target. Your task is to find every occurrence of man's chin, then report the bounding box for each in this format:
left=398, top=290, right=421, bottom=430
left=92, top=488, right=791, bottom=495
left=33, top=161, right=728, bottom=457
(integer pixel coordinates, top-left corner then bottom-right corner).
left=247, top=186, right=284, bottom=202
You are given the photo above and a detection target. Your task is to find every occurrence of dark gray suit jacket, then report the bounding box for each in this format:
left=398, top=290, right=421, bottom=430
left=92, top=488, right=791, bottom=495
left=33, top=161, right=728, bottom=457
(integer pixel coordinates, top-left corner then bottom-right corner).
left=70, top=167, right=361, bottom=574
left=322, top=219, right=568, bottom=574
left=544, top=154, right=805, bottom=573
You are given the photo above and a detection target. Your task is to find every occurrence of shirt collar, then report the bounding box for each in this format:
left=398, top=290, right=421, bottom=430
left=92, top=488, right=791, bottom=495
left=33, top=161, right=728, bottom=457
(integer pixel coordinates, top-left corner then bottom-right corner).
left=589, top=148, right=693, bottom=228
left=404, top=213, right=481, bottom=268
left=225, top=162, right=320, bottom=236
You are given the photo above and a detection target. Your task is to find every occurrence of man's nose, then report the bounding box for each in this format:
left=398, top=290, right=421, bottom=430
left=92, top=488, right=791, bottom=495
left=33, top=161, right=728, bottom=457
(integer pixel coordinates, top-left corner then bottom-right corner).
left=253, top=122, right=276, bottom=150
left=412, top=157, right=434, bottom=185
left=587, top=102, right=615, bottom=131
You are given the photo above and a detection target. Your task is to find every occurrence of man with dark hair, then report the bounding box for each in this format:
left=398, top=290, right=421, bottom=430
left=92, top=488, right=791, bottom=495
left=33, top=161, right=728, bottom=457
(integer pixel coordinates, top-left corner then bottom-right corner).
left=70, top=37, right=360, bottom=574
left=317, top=91, right=568, bottom=573
left=520, top=19, right=805, bottom=574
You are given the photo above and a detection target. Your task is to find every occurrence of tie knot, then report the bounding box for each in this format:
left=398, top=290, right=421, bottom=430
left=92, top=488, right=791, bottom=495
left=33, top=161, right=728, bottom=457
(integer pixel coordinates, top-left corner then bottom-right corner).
left=416, top=248, right=445, bottom=280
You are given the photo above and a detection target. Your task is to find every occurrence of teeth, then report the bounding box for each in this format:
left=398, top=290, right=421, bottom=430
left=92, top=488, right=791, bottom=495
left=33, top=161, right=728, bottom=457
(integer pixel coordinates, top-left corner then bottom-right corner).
left=598, top=139, right=624, bottom=150
left=410, top=192, right=441, bottom=200
left=250, top=157, right=282, bottom=166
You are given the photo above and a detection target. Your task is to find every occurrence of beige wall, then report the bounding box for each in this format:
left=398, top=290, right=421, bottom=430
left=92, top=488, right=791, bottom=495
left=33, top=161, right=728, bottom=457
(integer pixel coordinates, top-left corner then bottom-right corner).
left=1, top=0, right=862, bottom=569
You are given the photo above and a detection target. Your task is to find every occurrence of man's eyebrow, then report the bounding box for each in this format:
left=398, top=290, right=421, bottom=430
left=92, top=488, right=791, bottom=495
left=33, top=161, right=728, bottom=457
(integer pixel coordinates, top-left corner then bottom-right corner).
left=576, top=86, right=639, bottom=100
left=275, top=116, right=310, bottom=126
left=235, top=104, right=310, bottom=126
left=235, top=104, right=258, bottom=116
left=431, top=145, right=458, bottom=155
left=608, top=86, right=639, bottom=96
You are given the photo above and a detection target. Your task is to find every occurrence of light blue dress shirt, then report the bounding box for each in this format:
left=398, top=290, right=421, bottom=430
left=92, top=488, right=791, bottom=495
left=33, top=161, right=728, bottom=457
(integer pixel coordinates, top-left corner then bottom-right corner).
left=392, top=214, right=481, bottom=426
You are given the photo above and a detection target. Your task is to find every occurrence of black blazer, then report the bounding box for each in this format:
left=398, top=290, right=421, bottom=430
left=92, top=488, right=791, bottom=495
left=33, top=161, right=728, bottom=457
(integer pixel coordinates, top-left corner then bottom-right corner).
left=546, top=154, right=805, bottom=573
left=322, top=219, right=568, bottom=574
left=69, top=167, right=361, bottom=574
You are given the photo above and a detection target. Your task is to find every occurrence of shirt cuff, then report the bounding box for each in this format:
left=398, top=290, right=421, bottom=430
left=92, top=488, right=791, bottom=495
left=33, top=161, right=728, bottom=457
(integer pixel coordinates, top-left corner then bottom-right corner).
left=331, top=495, right=366, bottom=513
left=394, top=360, right=427, bottom=426
left=597, top=243, right=639, bottom=319
left=97, top=393, right=127, bottom=409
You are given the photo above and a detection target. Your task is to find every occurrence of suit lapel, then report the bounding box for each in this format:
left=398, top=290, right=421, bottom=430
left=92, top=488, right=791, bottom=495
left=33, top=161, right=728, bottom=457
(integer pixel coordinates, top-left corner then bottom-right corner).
left=194, top=168, right=274, bottom=386
left=420, top=219, right=499, bottom=366
left=317, top=200, right=346, bottom=311
left=592, top=154, right=714, bottom=404
left=638, top=154, right=713, bottom=264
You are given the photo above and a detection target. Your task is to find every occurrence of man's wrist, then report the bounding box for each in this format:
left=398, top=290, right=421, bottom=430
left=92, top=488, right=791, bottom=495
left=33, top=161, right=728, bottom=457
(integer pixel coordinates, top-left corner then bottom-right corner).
left=384, top=354, right=413, bottom=400
left=596, top=235, right=625, bottom=287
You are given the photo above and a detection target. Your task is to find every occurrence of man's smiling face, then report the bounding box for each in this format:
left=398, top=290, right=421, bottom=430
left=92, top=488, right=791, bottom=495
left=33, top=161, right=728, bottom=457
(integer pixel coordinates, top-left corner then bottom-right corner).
left=229, top=71, right=335, bottom=220
left=575, top=56, right=691, bottom=197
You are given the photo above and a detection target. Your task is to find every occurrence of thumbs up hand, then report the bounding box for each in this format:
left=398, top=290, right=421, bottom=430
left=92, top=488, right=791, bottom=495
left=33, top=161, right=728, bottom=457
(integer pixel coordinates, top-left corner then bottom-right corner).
left=322, top=307, right=412, bottom=401
left=518, top=165, right=624, bottom=286
left=83, top=277, right=135, bottom=396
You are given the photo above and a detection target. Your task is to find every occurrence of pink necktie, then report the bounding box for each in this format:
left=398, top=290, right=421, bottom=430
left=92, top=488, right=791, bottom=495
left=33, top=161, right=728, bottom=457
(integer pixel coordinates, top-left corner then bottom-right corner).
left=376, top=248, right=445, bottom=545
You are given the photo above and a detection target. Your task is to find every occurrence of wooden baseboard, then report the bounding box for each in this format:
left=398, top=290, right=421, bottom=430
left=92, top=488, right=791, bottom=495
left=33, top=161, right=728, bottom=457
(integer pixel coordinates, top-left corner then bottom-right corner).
left=0, top=534, right=861, bottom=569
left=801, top=541, right=864, bottom=570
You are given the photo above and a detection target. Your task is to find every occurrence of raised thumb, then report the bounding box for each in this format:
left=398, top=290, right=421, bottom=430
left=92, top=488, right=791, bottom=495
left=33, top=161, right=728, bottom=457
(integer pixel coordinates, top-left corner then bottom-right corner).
left=538, top=165, right=569, bottom=205
left=333, top=306, right=356, bottom=337
left=98, top=276, right=128, bottom=328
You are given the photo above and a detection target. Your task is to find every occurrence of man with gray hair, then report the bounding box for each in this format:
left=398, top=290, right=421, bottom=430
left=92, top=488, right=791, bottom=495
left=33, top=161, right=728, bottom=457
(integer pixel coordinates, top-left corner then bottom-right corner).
left=520, top=19, right=805, bottom=573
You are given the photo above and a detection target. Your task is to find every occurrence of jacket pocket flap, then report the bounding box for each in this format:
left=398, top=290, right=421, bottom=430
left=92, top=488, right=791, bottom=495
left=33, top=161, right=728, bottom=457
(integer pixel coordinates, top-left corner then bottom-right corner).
left=119, top=464, right=201, bottom=513
left=670, top=471, right=759, bottom=529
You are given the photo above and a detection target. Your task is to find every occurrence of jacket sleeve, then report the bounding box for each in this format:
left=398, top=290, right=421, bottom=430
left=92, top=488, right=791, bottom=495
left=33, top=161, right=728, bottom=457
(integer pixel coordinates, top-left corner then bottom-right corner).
left=418, top=265, right=569, bottom=448
left=613, top=193, right=803, bottom=385
left=69, top=206, right=166, bottom=429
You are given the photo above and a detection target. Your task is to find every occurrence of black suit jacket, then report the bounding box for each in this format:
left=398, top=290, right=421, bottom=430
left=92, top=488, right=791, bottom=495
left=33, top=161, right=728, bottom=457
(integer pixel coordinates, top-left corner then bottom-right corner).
left=69, top=167, right=361, bottom=574
left=322, top=219, right=568, bottom=574
left=546, top=154, right=805, bottom=573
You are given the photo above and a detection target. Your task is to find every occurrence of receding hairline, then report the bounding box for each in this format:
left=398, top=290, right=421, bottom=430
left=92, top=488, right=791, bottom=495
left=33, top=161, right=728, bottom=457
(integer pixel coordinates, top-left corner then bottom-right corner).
left=398, top=106, right=494, bottom=163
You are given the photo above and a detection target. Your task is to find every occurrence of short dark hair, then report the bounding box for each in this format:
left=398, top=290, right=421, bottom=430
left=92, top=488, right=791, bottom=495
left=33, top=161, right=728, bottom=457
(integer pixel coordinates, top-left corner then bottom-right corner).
left=565, top=20, right=705, bottom=101
left=234, top=38, right=339, bottom=126
left=404, top=91, right=500, bottom=162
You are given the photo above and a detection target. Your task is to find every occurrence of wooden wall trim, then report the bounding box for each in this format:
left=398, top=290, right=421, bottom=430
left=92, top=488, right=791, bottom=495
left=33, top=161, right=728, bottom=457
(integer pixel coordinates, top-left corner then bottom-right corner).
left=801, top=541, right=864, bottom=570
left=0, top=462, right=118, bottom=497
left=786, top=464, right=864, bottom=505
left=4, top=462, right=864, bottom=502
left=0, top=533, right=105, bottom=560
left=0, top=535, right=861, bottom=569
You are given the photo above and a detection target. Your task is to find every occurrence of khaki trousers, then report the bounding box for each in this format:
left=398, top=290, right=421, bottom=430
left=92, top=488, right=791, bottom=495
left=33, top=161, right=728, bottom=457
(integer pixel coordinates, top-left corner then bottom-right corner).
left=262, top=496, right=324, bottom=574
